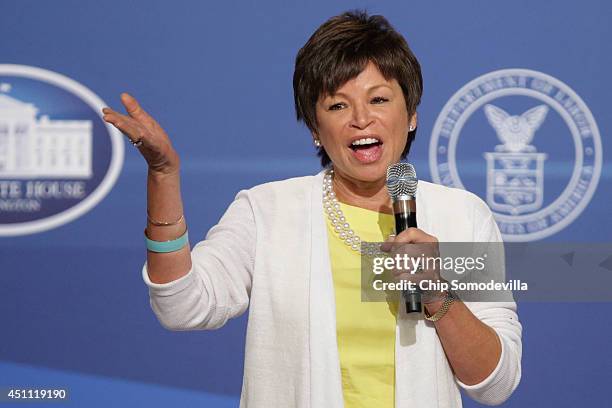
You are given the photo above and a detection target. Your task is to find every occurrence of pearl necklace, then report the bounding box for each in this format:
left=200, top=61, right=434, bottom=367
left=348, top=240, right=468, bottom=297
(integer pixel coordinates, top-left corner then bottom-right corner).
left=323, top=168, right=384, bottom=257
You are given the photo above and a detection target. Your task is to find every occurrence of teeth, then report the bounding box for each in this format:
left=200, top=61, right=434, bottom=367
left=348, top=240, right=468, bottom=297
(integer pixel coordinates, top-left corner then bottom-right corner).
left=351, top=137, right=380, bottom=146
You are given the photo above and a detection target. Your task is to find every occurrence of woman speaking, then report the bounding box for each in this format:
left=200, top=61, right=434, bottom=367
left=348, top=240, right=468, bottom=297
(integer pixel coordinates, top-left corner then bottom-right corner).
left=102, top=10, right=521, bottom=408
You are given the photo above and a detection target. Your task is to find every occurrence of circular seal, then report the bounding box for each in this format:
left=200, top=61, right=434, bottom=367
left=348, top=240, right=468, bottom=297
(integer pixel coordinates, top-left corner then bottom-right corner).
left=430, top=69, right=602, bottom=241
left=0, top=64, right=123, bottom=236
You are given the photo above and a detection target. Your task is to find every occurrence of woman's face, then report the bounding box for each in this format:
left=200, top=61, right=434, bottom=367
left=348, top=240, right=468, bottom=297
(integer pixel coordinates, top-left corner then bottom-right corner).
left=314, top=61, right=416, bottom=185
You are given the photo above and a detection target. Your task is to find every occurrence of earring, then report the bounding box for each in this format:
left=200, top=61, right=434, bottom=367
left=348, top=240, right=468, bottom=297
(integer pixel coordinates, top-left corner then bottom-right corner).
left=314, top=139, right=322, bottom=147
left=409, top=125, right=415, bottom=131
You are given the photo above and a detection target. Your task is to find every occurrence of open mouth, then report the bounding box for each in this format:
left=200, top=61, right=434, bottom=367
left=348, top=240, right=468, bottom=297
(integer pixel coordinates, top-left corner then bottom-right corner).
left=349, top=137, right=383, bottom=163
left=350, top=137, right=382, bottom=151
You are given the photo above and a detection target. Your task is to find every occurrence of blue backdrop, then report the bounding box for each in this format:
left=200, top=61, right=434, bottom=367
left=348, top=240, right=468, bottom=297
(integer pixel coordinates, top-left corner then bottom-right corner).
left=1, top=1, right=610, bottom=407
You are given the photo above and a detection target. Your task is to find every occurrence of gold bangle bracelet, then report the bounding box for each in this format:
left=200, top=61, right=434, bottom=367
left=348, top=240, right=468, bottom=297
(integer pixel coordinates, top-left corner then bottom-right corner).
left=147, top=211, right=184, bottom=226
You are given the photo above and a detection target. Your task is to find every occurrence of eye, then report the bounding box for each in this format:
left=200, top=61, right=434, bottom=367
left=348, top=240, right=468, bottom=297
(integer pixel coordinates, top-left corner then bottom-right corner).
left=328, top=102, right=346, bottom=111
left=371, top=96, right=389, bottom=104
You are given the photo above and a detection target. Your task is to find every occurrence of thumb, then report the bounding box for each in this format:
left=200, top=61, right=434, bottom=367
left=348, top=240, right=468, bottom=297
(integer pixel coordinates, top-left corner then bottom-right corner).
left=380, top=234, right=396, bottom=252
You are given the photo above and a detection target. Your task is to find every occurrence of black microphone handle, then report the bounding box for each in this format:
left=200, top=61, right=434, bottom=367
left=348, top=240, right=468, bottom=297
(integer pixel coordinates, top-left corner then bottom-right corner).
left=392, top=198, right=422, bottom=314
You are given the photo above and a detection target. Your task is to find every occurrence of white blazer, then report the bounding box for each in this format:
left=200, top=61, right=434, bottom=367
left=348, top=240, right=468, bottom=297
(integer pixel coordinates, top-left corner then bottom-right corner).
left=143, top=170, right=522, bottom=407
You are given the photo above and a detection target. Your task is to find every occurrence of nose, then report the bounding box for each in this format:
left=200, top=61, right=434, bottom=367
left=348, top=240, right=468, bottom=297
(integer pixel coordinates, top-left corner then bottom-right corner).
left=349, top=102, right=374, bottom=130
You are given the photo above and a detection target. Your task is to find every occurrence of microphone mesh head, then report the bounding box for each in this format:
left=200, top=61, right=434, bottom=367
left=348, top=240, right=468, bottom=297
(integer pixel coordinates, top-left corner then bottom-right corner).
left=386, top=162, right=418, bottom=200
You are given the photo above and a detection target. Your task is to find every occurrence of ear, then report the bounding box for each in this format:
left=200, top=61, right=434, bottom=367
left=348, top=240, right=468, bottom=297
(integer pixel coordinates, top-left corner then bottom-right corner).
left=310, top=130, right=323, bottom=147
left=409, top=112, right=418, bottom=131
left=310, top=130, right=319, bottom=143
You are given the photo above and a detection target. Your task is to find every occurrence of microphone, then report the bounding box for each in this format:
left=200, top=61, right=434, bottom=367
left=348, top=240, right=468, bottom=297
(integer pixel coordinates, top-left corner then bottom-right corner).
left=386, top=162, right=422, bottom=314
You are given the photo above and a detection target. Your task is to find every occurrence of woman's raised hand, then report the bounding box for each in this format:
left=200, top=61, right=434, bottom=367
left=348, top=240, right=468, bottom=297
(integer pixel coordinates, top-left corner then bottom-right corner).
left=102, top=93, right=180, bottom=176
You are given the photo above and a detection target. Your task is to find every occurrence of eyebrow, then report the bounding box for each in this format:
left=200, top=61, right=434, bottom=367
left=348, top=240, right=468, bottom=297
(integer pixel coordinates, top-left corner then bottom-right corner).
left=327, top=84, right=394, bottom=99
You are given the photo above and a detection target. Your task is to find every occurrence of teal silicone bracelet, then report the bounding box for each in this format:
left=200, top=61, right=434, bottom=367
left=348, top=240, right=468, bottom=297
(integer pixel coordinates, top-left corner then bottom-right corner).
left=145, top=229, right=189, bottom=253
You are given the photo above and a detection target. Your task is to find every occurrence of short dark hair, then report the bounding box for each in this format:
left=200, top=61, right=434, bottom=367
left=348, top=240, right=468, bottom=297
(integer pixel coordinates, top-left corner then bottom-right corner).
left=293, top=10, right=423, bottom=167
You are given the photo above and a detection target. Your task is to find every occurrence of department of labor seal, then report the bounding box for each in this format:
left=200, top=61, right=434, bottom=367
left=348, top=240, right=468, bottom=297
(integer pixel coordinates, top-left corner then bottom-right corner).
left=0, top=64, right=123, bottom=236
left=430, top=69, right=602, bottom=241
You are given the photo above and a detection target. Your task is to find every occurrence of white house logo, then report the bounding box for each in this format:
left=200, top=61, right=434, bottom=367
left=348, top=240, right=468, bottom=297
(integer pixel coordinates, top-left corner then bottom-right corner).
left=0, top=65, right=123, bottom=236
left=430, top=69, right=602, bottom=241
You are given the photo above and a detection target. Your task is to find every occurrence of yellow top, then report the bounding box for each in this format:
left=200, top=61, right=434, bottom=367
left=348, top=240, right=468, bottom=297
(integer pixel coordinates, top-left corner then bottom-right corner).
left=326, top=202, right=398, bottom=408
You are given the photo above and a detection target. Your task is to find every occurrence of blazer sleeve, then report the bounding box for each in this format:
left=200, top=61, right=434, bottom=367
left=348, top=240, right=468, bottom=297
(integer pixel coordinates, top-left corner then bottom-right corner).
left=457, top=208, right=523, bottom=406
left=142, top=190, right=255, bottom=331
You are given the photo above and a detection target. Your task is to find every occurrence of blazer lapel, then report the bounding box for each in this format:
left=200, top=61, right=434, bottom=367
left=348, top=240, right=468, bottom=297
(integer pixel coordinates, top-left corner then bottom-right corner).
left=309, top=169, right=344, bottom=408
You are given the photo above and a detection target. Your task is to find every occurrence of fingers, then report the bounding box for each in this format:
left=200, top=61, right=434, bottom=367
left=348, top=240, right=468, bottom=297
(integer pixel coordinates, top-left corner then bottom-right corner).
left=102, top=108, right=147, bottom=146
left=380, top=234, right=396, bottom=252
left=394, top=227, right=438, bottom=244
left=120, top=93, right=156, bottom=128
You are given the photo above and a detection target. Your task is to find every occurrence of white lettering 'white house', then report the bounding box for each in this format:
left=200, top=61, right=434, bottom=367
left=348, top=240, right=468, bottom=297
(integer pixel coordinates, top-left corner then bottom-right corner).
left=0, top=64, right=123, bottom=236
